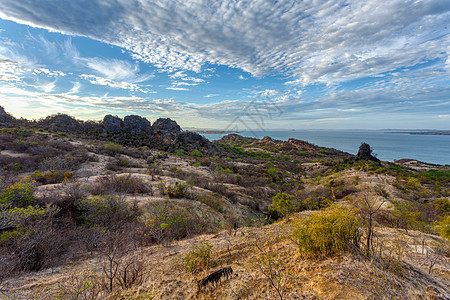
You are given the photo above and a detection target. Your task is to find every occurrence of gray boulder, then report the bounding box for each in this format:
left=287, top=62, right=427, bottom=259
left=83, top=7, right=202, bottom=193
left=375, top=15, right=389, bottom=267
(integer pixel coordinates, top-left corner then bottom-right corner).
left=123, top=115, right=151, bottom=135
left=152, top=118, right=181, bottom=135
left=103, top=115, right=123, bottom=134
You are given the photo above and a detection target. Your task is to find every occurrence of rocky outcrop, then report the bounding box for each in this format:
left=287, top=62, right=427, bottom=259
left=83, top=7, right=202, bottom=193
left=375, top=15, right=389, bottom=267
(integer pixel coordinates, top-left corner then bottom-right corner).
left=152, top=118, right=181, bottom=135
left=103, top=115, right=123, bottom=134
left=37, top=114, right=84, bottom=133
left=356, top=142, right=380, bottom=163
left=123, top=115, right=151, bottom=135
left=0, top=106, right=16, bottom=125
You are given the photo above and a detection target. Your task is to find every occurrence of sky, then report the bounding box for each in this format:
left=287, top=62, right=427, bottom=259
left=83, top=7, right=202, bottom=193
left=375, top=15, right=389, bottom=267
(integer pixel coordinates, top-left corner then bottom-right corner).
left=0, top=0, right=449, bottom=130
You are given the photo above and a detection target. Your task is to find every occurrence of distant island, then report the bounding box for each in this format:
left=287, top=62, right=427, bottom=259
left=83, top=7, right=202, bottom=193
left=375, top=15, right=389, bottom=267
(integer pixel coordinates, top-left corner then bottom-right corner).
left=189, top=129, right=239, bottom=134
left=388, top=130, right=450, bottom=135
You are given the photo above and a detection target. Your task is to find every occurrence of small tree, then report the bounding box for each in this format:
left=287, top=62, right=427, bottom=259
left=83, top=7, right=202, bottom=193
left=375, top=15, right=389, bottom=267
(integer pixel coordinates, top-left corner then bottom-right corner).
left=353, top=188, right=385, bottom=255
left=248, top=231, right=288, bottom=300
left=271, top=193, right=296, bottom=220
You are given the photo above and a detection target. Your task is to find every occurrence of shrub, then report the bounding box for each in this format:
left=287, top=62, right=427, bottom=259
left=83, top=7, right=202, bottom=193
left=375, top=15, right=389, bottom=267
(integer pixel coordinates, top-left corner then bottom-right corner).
left=291, top=205, right=360, bottom=256
left=103, top=142, right=124, bottom=156
left=33, top=170, right=70, bottom=184
left=270, top=192, right=296, bottom=220
left=406, top=178, right=421, bottom=190
left=435, top=198, right=450, bottom=214
left=391, top=200, right=430, bottom=233
left=90, top=174, right=151, bottom=195
left=159, top=181, right=188, bottom=198
left=298, top=196, right=331, bottom=211
left=183, top=242, right=216, bottom=273
left=191, top=149, right=203, bottom=157
left=0, top=181, right=35, bottom=208
left=142, top=202, right=213, bottom=244
left=38, top=156, right=73, bottom=172
left=434, top=216, right=450, bottom=241
left=78, top=195, right=135, bottom=228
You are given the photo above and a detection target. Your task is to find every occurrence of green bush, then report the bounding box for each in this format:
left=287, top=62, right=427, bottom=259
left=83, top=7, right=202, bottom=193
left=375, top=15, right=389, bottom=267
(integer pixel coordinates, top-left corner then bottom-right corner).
left=435, top=198, right=450, bottom=214
left=183, top=242, right=216, bottom=273
left=434, top=216, right=450, bottom=241
left=103, top=142, right=124, bottom=156
left=214, top=166, right=233, bottom=174
left=191, top=149, right=203, bottom=157
left=391, top=201, right=430, bottom=233
left=270, top=192, right=296, bottom=219
left=406, top=178, right=421, bottom=190
left=142, top=202, right=213, bottom=243
left=160, top=181, right=188, bottom=198
left=291, top=205, right=360, bottom=256
left=0, top=181, right=35, bottom=208
left=78, top=195, right=134, bottom=228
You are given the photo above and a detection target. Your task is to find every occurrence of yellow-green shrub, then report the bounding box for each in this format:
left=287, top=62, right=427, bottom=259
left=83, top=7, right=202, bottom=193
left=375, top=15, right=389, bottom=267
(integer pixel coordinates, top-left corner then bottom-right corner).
left=270, top=192, right=296, bottom=219
left=434, top=216, right=450, bottom=241
left=291, top=205, right=360, bottom=256
left=183, top=242, right=216, bottom=273
left=0, top=181, right=35, bottom=207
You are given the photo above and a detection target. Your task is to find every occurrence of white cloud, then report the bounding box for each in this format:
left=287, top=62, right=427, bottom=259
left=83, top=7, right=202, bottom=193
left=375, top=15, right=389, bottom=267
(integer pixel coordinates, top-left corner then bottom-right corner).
left=68, top=82, right=81, bottom=94
left=33, top=67, right=66, bottom=77
left=84, top=57, right=138, bottom=81
left=172, top=81, right=199, bottom=86
left=80, top=74, right=141, bottom=90
left=0, top=58, right=23, bottom=81
left=42, top=80, right=56, bottom=93
left=166, top=87, right=190, bottom=91
left=204, top=94, right=219, bottom=98
left=4, top=0, right=447, bottom=85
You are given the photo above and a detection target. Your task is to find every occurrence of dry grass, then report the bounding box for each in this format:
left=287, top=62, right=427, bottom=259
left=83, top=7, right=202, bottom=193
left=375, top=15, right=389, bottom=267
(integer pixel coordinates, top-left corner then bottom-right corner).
left=1, top=214, right=447, bottom=300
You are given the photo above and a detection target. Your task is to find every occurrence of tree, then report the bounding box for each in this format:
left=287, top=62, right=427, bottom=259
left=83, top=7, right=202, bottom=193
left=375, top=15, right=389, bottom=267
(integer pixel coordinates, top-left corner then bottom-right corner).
left=353, top=188, right=385, bottom=255
left=270, top=193, right=295, bottom=221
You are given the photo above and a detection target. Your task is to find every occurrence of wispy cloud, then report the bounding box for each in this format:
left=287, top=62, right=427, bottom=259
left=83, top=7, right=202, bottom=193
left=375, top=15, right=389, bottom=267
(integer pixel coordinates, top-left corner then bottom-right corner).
left=166, top=86, right=190, bottom=91
left=80, top=74, right=141, bottom=90
left=85, top=58, right=139, bottom=81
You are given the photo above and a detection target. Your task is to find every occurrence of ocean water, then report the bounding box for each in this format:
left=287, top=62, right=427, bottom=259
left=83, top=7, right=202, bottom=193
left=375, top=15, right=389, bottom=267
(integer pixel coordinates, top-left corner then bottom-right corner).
left=201, top=130, right=450, bottom=165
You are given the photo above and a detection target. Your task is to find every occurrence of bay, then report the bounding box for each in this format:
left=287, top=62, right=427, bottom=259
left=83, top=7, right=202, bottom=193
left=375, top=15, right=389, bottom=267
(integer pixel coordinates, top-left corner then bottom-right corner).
left=201, top=130, right=450, bottom=165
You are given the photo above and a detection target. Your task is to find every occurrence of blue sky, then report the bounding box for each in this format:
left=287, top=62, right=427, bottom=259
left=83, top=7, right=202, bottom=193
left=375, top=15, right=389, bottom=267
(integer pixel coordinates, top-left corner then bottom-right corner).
left=0, top=0, right=449, bottom=130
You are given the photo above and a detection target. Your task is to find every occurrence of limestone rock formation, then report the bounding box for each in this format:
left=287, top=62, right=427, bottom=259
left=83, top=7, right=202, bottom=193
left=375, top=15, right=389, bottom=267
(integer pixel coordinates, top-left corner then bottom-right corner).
left=123, top=115, right=151, bottom=135
left=0, top=106, right=16, bottom=125
left=152, top=118, right=181, bottom=135
left=103, top=115, right=123, bottom=134
left=37, top=114, right=84, bottom=133
left=356, top=142, right=380, bottom=163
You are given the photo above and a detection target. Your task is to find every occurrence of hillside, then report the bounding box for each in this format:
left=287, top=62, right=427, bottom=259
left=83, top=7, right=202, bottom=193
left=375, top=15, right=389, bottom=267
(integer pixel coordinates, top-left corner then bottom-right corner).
left=0, top=108, right=449, bottom=299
